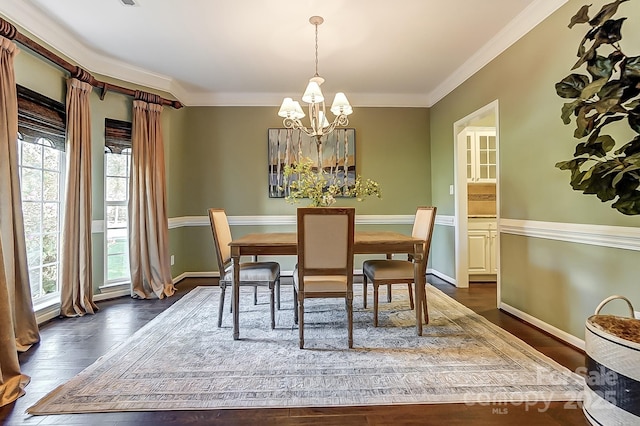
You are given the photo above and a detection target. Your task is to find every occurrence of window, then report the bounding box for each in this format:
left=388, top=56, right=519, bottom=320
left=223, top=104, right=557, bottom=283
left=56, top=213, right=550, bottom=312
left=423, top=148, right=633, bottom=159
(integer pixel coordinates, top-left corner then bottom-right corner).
left=16, top=85, right=66, bottom=302
left=104, top=119, right=132, bottom=285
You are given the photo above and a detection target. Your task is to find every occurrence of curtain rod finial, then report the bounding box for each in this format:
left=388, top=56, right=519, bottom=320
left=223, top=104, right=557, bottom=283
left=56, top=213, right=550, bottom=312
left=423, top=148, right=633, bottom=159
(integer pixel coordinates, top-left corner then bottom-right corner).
left=0, top=17, right=17, bottom=39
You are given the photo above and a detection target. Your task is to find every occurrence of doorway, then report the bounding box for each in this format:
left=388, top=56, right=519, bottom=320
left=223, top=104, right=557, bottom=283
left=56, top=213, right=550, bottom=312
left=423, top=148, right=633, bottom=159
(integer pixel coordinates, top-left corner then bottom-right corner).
left=452, top=101, right=500, bottom=295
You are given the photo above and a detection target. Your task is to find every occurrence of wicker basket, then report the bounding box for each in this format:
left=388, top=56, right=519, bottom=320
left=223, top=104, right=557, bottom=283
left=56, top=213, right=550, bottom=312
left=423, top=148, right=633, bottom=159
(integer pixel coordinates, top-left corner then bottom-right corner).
left=583, top=295, right=640, bottom=426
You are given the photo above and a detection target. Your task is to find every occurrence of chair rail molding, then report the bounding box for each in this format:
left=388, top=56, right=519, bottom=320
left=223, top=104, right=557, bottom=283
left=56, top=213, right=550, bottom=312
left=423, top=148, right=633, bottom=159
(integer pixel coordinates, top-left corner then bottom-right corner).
left=500, top=218, right=640, bottom=252
left=92, top=215, right=638, bottom=251
left=435, top=215, right=454, bottom=227
left=165, top=214, right=418, bottom=228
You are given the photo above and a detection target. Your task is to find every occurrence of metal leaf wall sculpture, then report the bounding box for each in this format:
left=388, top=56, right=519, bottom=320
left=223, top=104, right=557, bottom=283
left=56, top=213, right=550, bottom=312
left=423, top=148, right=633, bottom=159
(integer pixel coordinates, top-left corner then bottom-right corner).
left=555, top=0, right=640, bottom=215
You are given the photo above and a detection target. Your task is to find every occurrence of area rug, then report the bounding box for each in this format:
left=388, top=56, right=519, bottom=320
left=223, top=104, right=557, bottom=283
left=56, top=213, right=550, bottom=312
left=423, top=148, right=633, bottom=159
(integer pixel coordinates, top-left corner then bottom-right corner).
left=27, top=285, right=584, bottom=414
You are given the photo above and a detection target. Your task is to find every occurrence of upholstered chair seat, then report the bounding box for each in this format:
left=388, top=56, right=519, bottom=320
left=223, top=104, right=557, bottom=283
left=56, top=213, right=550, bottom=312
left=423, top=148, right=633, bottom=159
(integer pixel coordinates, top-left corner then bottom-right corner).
left=209, top=208, right=281, bottom=330
left=222, top=263, right=280, bottom=283
left=363, top=260, right=414, bottom=280
left=362, top=206, right=437, bottom=327
left=293, top=269, right=348, bottom=293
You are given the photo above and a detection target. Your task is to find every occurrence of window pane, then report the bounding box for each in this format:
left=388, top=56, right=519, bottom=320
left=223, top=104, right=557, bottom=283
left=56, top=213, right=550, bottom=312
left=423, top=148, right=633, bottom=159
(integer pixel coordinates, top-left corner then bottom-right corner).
left=21, top=168, right=42, bottom=201
left=42, top=265, right=58, bottom=295
left=106, top=153, right=129, bottom=177
left=43, top=146, right=60, bottom=171
left=43, top=171, right=59, bottom=201
left=22, top=201, right=42, bottom=235
left=105, top=150, right=131, bottom=284
left=107, top=205, right=128, bottom=228
left=107, top=230, right=127, bottom=255
left=42, top=234, right=58, bottom=264
left=107, top=254, right=129, bottom=282
left=29, top=267, right=41, bottom=298
left=19, top=116, right=64, bottom=302
left=21, top=142, right=42, bottom=168
left=42, top=203, right=59, bottom=233
left=106, top=177, right=128, bottom=201
left=107, top=229, right=129, bottom=282
left=25, top=235, right=42, bottom=268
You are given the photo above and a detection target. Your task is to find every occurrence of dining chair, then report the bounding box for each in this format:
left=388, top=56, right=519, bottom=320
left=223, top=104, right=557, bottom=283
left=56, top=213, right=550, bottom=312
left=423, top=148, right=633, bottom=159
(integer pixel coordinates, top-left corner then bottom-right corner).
left=208, top=208, right=281, bottom=329
left=294, top=207, right=355, bottom=349
left=362, top=206, right=437, bottom=327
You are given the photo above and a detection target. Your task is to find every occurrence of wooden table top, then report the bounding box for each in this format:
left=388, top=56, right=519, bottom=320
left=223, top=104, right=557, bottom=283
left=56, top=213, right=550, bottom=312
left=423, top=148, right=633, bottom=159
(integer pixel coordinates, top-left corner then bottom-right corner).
left=229, top=231, right=424, bottom=256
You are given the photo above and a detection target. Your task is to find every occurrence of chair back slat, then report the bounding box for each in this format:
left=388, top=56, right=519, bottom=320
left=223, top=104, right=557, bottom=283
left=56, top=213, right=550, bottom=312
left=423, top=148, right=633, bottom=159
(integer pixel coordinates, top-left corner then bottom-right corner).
left=412, top=206, right=437, bottom=270
left=208, top=208, right=233, bottom=269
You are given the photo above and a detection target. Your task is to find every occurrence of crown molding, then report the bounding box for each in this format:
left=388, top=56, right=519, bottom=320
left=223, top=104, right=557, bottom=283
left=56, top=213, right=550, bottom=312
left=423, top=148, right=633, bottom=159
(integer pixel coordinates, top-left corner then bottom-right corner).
left=2, top=0, right=568, bottom=108
left=0, top=0, right=187, bottom=99
left=427, top=0, right=568, bottom=106
left=183, top=91, right=432, bottom=108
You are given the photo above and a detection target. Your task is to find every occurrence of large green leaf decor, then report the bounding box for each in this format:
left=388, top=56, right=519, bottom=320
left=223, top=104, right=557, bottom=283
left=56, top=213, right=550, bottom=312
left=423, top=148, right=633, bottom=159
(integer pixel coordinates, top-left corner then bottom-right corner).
left=555, top=0, right=640, bottom=215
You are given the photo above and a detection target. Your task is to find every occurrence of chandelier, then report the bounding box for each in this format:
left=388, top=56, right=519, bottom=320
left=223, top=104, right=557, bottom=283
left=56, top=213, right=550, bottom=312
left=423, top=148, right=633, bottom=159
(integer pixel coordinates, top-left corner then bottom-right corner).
left=278, top=16, right=352, bottom=144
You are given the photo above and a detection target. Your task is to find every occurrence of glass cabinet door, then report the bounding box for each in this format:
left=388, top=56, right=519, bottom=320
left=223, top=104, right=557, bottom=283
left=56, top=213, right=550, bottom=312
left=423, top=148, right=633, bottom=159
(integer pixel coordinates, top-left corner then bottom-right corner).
left=465, top=127, right=496, bottom=183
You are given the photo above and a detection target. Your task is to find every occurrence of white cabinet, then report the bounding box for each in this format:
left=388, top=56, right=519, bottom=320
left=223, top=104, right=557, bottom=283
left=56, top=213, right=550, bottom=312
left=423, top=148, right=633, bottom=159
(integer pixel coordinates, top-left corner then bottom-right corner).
left=468, top=218, right=497, bottom=277
left=465, top=127, right=496, bottom=183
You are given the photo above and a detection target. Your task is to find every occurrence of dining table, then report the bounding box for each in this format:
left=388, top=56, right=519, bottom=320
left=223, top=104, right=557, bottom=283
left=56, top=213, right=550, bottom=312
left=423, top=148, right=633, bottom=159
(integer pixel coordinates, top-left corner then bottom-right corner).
left=228, top=231, right=427, bottom=340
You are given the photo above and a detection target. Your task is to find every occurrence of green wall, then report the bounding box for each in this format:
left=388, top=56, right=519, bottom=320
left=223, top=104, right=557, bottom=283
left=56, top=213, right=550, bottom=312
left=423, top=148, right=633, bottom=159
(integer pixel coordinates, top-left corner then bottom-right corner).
left=429, top=0, right=640, bottom=338
left=169, top=106, right=431, bottom=274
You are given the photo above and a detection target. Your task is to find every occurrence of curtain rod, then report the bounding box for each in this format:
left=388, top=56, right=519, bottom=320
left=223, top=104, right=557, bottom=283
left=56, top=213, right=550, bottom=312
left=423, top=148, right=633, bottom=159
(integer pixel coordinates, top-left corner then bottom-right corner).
left=0, top=16, right=183, bottom=109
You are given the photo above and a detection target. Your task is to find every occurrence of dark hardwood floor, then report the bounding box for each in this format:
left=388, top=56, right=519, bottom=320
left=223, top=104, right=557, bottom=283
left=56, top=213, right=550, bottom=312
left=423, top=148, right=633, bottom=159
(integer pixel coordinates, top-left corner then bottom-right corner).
left=1, top=276, right=589, bottom=425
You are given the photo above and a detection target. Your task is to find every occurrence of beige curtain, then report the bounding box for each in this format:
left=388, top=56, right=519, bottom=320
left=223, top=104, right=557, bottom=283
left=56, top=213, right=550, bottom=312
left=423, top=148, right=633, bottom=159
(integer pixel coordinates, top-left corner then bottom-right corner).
left=60, top=78, right=97, bottom=317
left=129, top=96, right=175, bottom=299
left=0, top=36, right=39, bottom=406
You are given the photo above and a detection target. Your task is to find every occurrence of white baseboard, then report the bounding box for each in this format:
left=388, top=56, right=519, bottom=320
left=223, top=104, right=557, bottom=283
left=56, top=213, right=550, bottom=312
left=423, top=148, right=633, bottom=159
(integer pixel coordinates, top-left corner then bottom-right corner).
left=499, top=302, right=585, bottom=351
left=35, top=304, right=60, bottom=324
left=428, top=268, right=456, bottom=286
left=172, top=271, right=219, bottom=283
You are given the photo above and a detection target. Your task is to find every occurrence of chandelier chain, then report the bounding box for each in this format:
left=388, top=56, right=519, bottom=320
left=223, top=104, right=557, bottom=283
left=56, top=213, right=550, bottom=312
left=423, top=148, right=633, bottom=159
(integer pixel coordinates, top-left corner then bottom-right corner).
left=314, top=23, right=319, bottom=77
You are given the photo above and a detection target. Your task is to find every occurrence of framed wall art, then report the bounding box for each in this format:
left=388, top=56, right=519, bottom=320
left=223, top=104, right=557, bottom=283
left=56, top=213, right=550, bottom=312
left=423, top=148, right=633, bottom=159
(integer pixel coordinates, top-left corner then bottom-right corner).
left=268, top=128, right=356, bottom=198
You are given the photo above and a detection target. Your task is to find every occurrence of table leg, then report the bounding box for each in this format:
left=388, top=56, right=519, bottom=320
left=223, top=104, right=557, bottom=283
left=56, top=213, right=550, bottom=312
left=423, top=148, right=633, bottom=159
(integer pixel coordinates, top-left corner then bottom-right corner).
left=232, top=252, right=240, bottom=340
left=413, top=242, right=424, bottom=336
left=414, top=259, right=423, bottom=336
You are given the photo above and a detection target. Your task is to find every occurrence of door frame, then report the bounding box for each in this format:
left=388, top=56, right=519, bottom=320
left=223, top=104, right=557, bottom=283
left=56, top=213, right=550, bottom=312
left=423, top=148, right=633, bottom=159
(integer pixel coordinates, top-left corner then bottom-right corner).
left=452, top=100, right=500, bottom=295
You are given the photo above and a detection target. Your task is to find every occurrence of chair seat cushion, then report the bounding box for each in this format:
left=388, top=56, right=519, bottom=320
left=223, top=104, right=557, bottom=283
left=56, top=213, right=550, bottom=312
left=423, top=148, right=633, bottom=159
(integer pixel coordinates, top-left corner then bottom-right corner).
left=222, top=262, right=280, bottom=283
left=293, top=266, right=348, bottom=293
left=363, top=259, right=414, bottom=281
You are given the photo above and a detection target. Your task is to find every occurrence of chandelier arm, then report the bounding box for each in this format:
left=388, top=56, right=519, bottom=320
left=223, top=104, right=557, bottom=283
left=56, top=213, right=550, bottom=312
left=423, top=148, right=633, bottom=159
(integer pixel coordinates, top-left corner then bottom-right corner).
left=323, top=115, right=349, bottom=136
left=282, top=118, right=314, bottom=138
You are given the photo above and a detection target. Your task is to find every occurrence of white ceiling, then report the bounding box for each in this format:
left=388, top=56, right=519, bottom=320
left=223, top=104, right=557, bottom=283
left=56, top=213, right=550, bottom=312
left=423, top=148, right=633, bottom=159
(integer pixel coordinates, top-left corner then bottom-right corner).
left=0, top=0, right=566, bottom=107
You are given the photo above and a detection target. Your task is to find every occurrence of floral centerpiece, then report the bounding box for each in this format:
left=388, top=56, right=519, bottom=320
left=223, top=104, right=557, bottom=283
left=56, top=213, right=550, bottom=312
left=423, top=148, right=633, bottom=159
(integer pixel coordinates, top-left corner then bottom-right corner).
left=281, top=157, right=381, bottom=207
